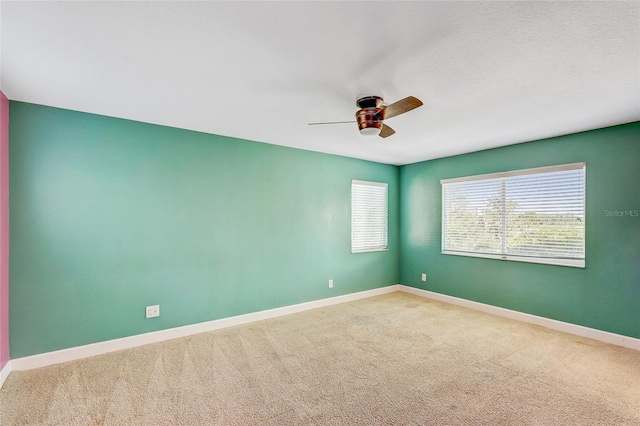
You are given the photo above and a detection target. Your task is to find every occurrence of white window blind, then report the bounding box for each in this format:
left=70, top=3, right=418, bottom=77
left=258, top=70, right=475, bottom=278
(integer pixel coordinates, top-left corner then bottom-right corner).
left=441, top=163, right=585, bottom=267
left=351, top=180, right=388, bottom=253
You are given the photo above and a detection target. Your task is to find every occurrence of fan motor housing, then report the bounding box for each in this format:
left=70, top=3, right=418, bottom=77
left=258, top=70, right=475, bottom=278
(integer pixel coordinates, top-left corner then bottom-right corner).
left=355, top=108, right=383, bottom=135
left=355, top=96, right=385, bottom=135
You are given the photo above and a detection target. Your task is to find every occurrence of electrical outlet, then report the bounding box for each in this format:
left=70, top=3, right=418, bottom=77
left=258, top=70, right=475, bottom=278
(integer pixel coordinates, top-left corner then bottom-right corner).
left=328, top=279, right=333, bottom=288
left=421, top=273, right=427, bottom=282
left=146, top=305, right=160, bottom=318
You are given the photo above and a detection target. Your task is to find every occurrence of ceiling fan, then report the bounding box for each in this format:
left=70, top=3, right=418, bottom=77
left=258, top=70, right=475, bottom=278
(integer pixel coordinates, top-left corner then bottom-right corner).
left=308, top=95, right=423, bottom=138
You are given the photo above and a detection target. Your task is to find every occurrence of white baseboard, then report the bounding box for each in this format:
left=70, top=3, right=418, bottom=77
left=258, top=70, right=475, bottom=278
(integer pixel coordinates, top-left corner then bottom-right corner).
left=10, top=285, right=400, bottom=371
left=9, top=283, right=636, bottom=376
left=0, top=361, right=11, bottom=389
left=398, top=285, right=640, bottom=351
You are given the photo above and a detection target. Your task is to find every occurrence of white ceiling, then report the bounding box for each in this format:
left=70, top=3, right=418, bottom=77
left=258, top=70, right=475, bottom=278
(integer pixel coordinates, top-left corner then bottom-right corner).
left=1, top=1, right=639, bottom=165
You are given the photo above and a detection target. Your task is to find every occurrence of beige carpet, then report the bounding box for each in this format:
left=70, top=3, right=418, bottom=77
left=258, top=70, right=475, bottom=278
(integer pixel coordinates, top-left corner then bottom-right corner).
left=1, top=292, right=639, bottom=425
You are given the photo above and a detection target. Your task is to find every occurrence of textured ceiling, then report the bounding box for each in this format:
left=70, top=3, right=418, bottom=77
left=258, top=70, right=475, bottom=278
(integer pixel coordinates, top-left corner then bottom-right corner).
left=1, top=1, right=639, bottom=165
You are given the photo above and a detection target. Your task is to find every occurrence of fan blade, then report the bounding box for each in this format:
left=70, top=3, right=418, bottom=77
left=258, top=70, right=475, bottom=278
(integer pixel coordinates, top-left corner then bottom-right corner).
left=379, top=124, right=396, bottom=138
left=308, top=120, right=356, bottom=125
left=381, top=96, right=423, bottom=120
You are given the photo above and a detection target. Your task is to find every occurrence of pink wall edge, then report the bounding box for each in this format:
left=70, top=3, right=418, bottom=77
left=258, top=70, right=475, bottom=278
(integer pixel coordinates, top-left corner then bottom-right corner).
left=0, top=91, right=9, bottom=370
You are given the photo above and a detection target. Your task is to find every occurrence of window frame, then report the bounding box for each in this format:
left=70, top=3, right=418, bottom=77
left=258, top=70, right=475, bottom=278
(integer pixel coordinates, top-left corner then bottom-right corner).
left=351, top=179, right=389, bottom=254
left=441, top=163, right=586, bottom=268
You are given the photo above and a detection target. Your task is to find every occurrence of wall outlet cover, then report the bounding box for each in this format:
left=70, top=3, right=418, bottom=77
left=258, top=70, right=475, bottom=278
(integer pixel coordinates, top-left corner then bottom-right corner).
left=146, top=305, right=160, bottom=318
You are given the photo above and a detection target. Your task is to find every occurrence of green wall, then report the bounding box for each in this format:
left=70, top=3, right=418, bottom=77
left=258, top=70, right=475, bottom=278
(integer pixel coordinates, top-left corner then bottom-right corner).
left=9, top=101, right=639, bottom=358
left=400, top=122, right=640, bottom=339
left=9, top=102, right=400, bottom=358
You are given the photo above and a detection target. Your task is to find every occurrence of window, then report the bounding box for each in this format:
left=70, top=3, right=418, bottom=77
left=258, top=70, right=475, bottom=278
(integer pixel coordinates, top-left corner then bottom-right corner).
left=351, top=180, right=388, bottom=253
left=441, top=163, right=585, bottom=267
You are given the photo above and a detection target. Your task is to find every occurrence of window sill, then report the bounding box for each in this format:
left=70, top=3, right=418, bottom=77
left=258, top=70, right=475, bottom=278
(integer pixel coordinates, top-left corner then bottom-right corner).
left=441, top=250, right=585, bottom=268
left=352, top=247, right=389, bottom=254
